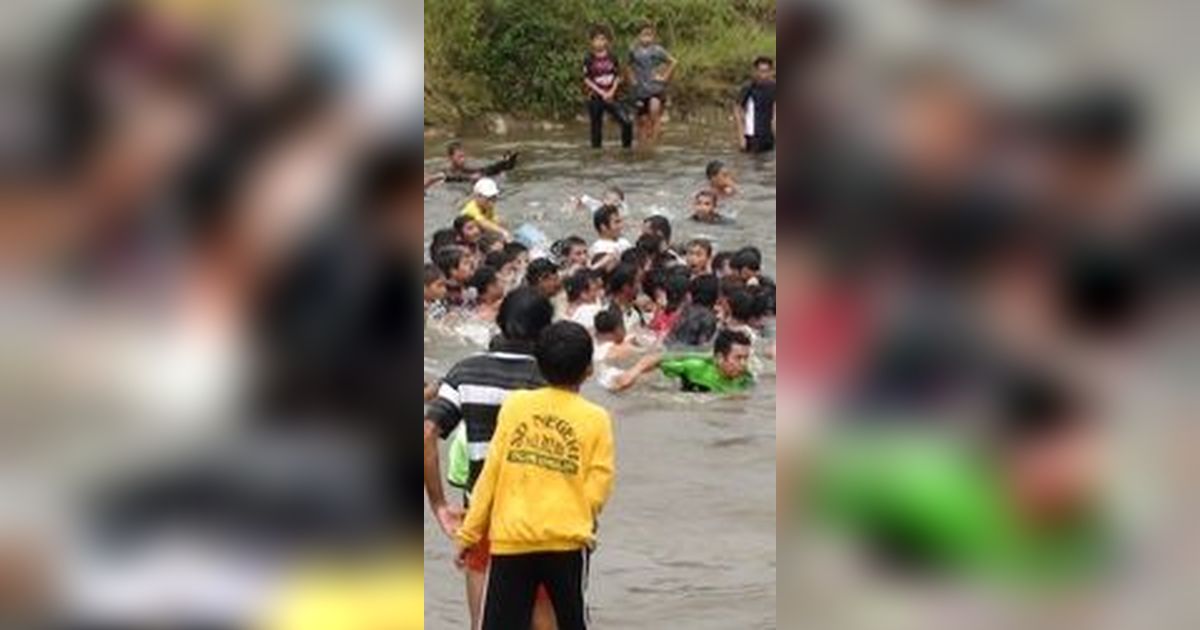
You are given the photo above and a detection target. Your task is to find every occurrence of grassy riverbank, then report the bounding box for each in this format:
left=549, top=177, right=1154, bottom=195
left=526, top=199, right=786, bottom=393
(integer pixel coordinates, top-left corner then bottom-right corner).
left=424, top=0, right=776, bottom=127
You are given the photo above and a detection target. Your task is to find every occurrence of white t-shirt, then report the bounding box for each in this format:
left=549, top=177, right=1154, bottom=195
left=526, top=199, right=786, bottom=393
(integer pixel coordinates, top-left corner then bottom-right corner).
left=569, top=303, right=605, bottom=331
left=589, top=237, right=632, bottom=258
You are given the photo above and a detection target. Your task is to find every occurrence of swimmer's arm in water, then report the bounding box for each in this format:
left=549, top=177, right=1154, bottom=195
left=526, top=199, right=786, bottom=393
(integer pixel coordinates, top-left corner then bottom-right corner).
left=611, top=353, right=664, bottom=392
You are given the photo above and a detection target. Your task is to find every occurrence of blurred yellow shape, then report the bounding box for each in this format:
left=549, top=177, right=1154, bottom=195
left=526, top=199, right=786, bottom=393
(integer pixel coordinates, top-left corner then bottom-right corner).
left=261, top=554, right=423, bottom=630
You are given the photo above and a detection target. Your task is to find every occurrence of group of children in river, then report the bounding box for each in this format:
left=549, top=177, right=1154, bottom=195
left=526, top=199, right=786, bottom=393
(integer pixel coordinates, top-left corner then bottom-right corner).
left=423, top=24, right=775, bottom=630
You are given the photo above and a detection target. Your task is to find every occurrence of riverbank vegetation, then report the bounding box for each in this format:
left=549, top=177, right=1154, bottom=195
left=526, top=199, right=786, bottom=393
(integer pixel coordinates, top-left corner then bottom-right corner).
left=425, top=0, right=776, bottom=127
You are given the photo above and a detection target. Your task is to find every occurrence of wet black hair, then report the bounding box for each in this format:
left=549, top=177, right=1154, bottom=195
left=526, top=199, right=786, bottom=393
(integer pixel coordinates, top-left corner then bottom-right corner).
left=706, top=160, right=726, bottom=181
left=732, top=247, right=763, bottom=273
left=477, top=231, right=504, bottom=254
left=594, top=308, right=624, bottom=335
left=687, top=238, right=714, bottom=257
left=644, top=215, right=672, bottom=244
left=446, top=140, right=463, bottom=156
left=754, top=56, right=774, bottom=69
left=537, top=321, right=594, bottom=387
left=485, top=249, right=512, bottom=270
left=689, top=274, right=720, bottom=308
left=424, top=262, right=444, bottom=286
left=641, top=267, right=664, bottom=301
left=715, top=329, right=753, bottom=356
left=453, top=215, right=477, bottom=237
left=552, top=235, right=589, bottom=261
left=525, top=258, right=560, bottom=286
left=503, top=241, right=529, bottom=258
left=727, top=289, right=759, bottom=322
left=636, top=233, right=664, bottom=258
left=620, top=247, right=649, bottom=270
left=661, top=268, right=691, bottom=312
left=589, top=24, right=613, bottom=41
left=469, top=265, right=499, bottom=294
left=993, top=368, right=1085, bottom=449
left=498, top=287, right=553, bottom=342
left=607, top=263, right=639, bottom=296
left=430, top=229, right=459, bottom=261
left=712, top=252, right=734, bottom=274
left=565, top=269, right=596, bottom=302
left=433, top=246, right=467, bottom=277
left=594, top=204, right=621, bottom=233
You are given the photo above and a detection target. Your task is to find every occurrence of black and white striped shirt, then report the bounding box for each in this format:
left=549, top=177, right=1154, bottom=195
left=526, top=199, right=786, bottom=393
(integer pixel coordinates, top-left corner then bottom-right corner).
left=427, top=342, right=544, bottom=495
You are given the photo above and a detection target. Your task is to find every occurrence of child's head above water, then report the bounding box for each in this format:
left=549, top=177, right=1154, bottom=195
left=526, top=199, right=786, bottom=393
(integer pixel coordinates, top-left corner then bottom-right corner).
left=424, top=263, right=447, bottom=303
left=434, top=246, right=475, bottom=284
left=731, top=246, right=763, bottom=280
left=537, top=321, right=595, bottom=389
left=714, top=328, right=753, bottom=379
left=447, top=140, right=467, bottom=169
left=453, top=215, right=481, bottom=244
left=554, top=235, right=589, bottom=269
left=470, top=265, right=503, bottom=304
left=594, top=307, right=626, bottom=343
left=593, top=204, right=624, bottom=239
left=565, top=268, right=600, bottom=305
left=642, top=215, right=672, bottom=244
left=693, top=190, right=719, bottom=220
left=503, top=241, right=530, bottom=270
left=686, top=238, right=713, bottom=273
left=712, top=251, right=734, bottom=277
left=525, top=257, right=562, bottom=298
left=603, top=185, right=625, bottom=207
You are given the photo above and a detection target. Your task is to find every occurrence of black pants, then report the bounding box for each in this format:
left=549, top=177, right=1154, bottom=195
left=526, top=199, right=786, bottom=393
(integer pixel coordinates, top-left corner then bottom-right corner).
left=482, top=550, right=590, bottom=630
left=588, top=98, right=632, bottom=148
left=744, top=134, right=775, bottom=154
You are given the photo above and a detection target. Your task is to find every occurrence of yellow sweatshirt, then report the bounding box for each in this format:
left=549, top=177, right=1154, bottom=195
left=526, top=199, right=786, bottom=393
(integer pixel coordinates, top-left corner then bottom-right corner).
left=457, top=387, right=615, bottom=555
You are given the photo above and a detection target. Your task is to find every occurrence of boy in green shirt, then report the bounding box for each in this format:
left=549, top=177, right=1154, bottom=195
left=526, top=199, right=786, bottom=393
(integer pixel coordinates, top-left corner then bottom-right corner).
left=611, top=329, right=754, bottom=393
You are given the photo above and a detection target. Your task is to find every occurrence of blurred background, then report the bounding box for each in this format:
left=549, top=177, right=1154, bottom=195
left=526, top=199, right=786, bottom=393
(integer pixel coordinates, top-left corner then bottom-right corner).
left=1, top=0, right=424, bottom=628
left=777, top=0, right=1198, bottom=628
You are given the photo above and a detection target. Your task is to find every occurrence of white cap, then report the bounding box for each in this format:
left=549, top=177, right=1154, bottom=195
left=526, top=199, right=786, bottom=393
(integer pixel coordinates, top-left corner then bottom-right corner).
left=474, top=178, right=500, bottom=198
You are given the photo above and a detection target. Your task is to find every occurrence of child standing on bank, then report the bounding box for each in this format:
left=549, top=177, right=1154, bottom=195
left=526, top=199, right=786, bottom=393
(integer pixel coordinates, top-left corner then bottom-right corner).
left=583, top=25, right=633, bottom=149
left=457, top=321, right=615, bottom=630
left=628, top=22, right=677, bottom=144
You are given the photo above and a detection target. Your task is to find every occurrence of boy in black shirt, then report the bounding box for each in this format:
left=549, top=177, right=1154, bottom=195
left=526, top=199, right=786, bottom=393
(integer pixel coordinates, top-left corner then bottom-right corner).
left=736, top=56, right=777, bottom=154
left=583, top=25, right=633, bottom=149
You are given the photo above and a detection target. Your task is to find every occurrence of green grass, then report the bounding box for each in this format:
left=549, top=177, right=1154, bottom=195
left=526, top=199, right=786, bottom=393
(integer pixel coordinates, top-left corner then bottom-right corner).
left=424, top=0, right=776, bottom=126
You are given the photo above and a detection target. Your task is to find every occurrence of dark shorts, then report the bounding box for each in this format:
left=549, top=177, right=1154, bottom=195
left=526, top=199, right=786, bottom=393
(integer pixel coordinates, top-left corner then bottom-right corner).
left=635, top=93, right=667, bottom=116
left=465, top=535, right=551, bottom=602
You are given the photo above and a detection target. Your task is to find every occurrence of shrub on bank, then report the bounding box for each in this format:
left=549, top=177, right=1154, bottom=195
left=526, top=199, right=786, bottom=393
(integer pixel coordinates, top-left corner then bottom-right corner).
left=425, top=0, right=776, bottom=126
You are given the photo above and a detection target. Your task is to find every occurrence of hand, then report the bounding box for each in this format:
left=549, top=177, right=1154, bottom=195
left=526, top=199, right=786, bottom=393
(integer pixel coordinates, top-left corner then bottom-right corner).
left=739, top=136, right=748, bottom=150
left=603, top=90, right=616, bottom=102
left=434, top=503, right=464, bottom=539
left=454, top=546, right=471, bottom=571
left=611, top=371, right=636, bottom=392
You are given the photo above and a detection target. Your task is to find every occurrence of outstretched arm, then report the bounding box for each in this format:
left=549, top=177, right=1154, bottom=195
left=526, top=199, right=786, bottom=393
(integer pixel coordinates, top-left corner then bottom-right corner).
left=612, top=352, right=663, bottom=391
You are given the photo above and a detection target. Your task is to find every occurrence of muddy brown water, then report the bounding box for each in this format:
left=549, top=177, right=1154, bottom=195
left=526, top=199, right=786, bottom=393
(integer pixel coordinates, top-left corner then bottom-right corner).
left=423, top=124, right=777, bottom=628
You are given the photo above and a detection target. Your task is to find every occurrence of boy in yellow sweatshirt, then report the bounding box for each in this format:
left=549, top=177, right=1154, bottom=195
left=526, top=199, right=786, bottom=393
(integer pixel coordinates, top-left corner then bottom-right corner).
left=457, top=321, right=615, bottom=630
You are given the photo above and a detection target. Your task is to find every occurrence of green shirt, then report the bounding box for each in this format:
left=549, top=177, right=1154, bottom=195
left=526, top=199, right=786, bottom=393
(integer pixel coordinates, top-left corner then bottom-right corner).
left=660, top=355, right=753, bottom=394
left=810, top=432, right=1109, bottom=585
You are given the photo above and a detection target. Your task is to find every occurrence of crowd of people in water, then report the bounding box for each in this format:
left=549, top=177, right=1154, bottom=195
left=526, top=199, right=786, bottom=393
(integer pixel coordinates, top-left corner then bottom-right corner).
left=423, top=22, right=776, bottom=630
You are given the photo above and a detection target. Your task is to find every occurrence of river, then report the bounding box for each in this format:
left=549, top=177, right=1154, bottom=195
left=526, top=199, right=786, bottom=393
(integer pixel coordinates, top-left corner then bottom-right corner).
left=422, top=124, right=778, bottom=629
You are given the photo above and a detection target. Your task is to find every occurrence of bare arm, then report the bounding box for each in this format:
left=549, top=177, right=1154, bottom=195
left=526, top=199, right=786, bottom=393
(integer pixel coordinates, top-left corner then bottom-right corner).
left=658, top=54, right=678, bottom=82
left=612, top=352, right=664, bottom=391
left=424, top=419, right=462, bottom=538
